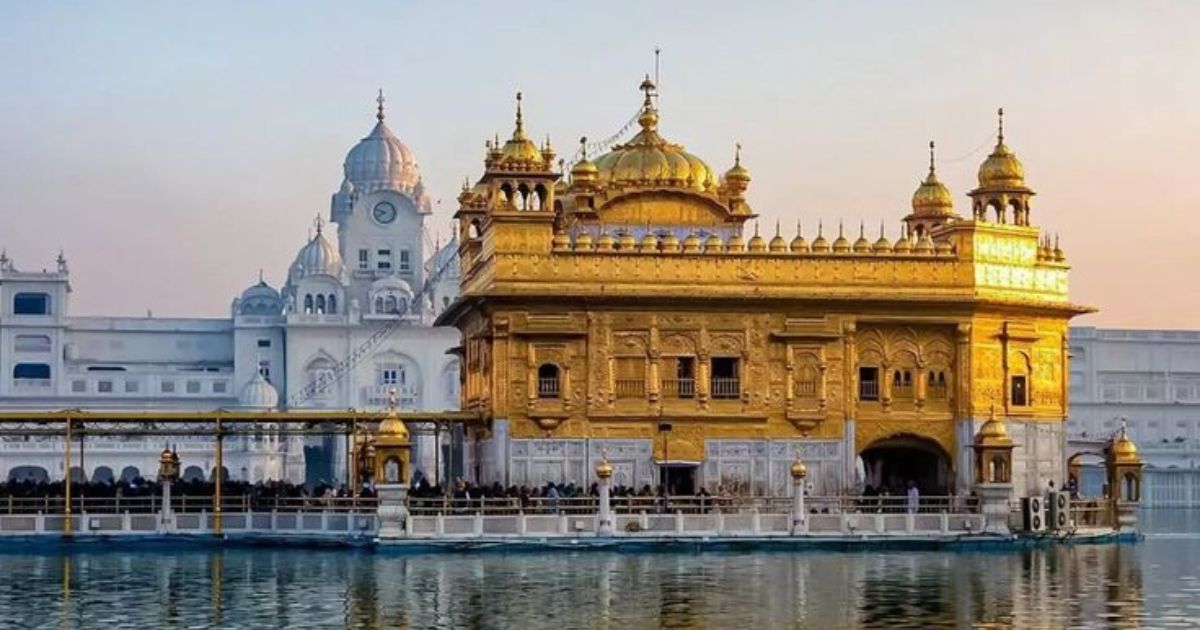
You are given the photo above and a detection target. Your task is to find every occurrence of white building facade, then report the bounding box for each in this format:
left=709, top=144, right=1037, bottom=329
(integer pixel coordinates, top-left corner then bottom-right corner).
left=1067, top=326, right=1200, bottom=506
left=0, top=96, right=461, bottom=487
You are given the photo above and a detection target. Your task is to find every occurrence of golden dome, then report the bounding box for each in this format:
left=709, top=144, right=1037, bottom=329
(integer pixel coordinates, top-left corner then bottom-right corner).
left=975, top=407, right=1013, bottom=447
left=552, top=230, right=570, bottom=251
left=852, top=223, right=872, bottom=253
left=378, top=392, right=410, bottom=444
left=640, top=232, right=660, bottom=252
left=790, top=458, right=808, bottom=479
left=704, top=233, right=723, bottom=253
left=661, top=231, right=681, bottom=252
left=832, top=223, right=851, bottom=254
left=790, top=222, right=809, bottom=253
left=575, top=231, right=594, bottom=251
left=934, top=239, right=953, bottom=255
left=894, top=228, right=913, bottom=254
left=811, top=224, right=831, bottom=253
left=682, top=232, right=703, bottom=253
left=571, top=138, right=599, bottom=185
left=591, top=78, right=717, bottom=192
left=1110, top=426, right=1141, bottom=465
left=914, top=232, right=935, bottom=254
left=726, top=231, right=746, bottom=253
left=872, top=227, right=893, bottom=253
left=596, top=457, right=614, bottom=479
left=596, top=229, right=616, bottom=251
left=617, top=229, right=637, bottom=251
left=912, top=143, right=955, bottom=216
left=977, top=110, right=1026, bottom=189
left=496, top=92, right=545, bottom=168
left=768, top=222, right=787, bottom=253
left=747, top=224, right=767, bottom=253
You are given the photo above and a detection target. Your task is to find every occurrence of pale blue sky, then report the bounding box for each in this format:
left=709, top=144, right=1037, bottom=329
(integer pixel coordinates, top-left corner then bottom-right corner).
left=1, top=2, right=1197, bottom=326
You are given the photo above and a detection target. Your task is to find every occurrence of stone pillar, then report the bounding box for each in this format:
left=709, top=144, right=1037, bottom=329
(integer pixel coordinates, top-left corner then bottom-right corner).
left=596, top=453, right=614, bottom=537
left=791, top=455, right=808, bottom=535
left=159, top=480, right=173, bottom=533
left=975, top=482, right=1012, bottom=535
left=377, top=483, right=410, bottom=539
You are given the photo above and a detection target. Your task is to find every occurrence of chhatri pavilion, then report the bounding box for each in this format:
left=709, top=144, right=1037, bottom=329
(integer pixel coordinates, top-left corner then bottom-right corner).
left=438, top=77, right=1091, bottom=499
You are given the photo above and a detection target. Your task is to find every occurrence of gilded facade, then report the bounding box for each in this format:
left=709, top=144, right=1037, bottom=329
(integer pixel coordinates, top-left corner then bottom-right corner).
left=438, top=81, right=1091, bottom=498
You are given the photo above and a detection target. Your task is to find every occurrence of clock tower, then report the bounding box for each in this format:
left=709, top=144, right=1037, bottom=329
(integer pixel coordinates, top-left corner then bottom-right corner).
left=330, top=91, right=433, bottom=320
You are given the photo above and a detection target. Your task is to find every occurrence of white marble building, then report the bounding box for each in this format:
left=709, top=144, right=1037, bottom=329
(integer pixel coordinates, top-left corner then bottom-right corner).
left=1067, top=326, right=1200, bottom=505
left=0, top=95, right=461, bottom=487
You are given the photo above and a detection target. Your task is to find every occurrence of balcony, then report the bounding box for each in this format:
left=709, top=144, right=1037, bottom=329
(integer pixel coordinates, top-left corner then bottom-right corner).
left=362, top=385, right=419, bottom=408
left=615, top=379, right=646, bottom=399
left=710, top=377, right=740, bottom=400
left=537, top=378, right=560, bottom=399
left=661, top=378, right=695, bottom=399
left=859, top=381, right=879, bottom=401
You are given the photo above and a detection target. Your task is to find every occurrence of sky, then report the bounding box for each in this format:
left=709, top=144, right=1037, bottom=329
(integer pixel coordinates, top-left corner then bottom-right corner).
left=0, top=1, right=1196, bottom=327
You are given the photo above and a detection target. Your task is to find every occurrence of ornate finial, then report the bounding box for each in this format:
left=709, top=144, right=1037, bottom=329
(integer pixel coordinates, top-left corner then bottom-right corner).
left=735, top=142, right=743, bottom=167
left=461, top=176, right=470, bottom=192
left=753, top=221, right=760, bottom=237
left=879, top=220, right=886, bottom=238
left=838, top=220, right=844, bottom=238
left=997, top=107, right=1005, bottom=144
left=859, top=221, right=865, bottom=239
left=817, top=220, right=823, bottom=237
left=989, top=403, right=997, bottom=421
left=387, top=387, right=398, bottom=412
left=257, top=268, right=264, bottom=283
left=579, top=136, right=589, bottom=160
left=314, top=215, right=325, bottom=236
left=514, top=91, right=524, bottom=136
left=640, top=73, right=656, bottom=105
left=796, top=219, right=803, bottom=237
left=376, top=89, right=386, bottom=122
left=928, top=140, right=936, bottom=175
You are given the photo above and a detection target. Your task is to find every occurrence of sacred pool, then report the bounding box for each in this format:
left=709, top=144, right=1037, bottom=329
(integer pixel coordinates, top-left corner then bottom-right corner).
left=0, top=511, right=1193, bottom=629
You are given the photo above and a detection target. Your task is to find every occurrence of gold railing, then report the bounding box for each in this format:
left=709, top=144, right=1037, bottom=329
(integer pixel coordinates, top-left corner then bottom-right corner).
left=661, top=378, right=695, bottom=399
left=615, top=379, right=646, bottom=399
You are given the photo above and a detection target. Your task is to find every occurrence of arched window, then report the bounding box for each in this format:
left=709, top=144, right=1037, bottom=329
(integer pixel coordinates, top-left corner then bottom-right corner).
left=327, top=294, right=337, bottom=314
left=315, top=294, right=326, bottom=314
left=303, top=294, right=314, bottom=314
left=384, top=296, right=397, bottom=314
left=537, top=363, right=561, bottom=398
left=796, top=364, right=817, bottom=398
left=375, top=296, right=384, bottom=313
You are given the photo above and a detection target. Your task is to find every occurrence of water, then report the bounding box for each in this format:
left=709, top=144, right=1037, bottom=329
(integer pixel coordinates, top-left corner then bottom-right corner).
left=3, top=512, right=1200, bottom=629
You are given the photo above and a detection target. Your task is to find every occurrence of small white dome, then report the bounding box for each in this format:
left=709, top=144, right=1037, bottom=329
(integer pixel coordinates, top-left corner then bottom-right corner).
left=288, top=225, right=344, bottom=281
left=371, top=275, right=414, bottom=297
left=344, top=116, right=420, bottom=195
left=239, top=372, right=279, bottom=409
left=238, top=279, right=282, bottom=316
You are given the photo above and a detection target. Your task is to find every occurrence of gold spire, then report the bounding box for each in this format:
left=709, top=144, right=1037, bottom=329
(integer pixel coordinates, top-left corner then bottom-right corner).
left=376, top=89, right=385, bottom=122
left=997, top=107, right=1004, bottom=145
left=911, top=139, right=955, bottom=216
left=790, top=220, right=809, bottom=253
left=976, top=107, right=1027, bottom=188
left=514, top=91, right=526, bottom=139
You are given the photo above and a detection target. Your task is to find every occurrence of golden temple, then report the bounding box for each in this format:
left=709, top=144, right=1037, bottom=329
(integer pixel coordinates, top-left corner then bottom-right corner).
left=438, top=78, right=1092, bottom=498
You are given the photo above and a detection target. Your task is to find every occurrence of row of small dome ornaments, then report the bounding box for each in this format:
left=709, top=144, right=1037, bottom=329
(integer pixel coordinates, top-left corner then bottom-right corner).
left=552, top=222, right=1067, bottom=262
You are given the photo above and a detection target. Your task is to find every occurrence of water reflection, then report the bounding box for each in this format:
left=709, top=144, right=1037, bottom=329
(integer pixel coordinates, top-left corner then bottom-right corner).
left=5, top=516, right=1200, bottom=629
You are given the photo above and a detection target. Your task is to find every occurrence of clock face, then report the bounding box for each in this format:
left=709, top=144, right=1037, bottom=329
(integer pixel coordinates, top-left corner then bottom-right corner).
left=373, top=201, right=397, bottom=224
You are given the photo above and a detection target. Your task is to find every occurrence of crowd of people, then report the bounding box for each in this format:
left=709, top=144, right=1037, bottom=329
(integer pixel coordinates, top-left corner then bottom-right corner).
left=0, top=477, right=371, bottom=502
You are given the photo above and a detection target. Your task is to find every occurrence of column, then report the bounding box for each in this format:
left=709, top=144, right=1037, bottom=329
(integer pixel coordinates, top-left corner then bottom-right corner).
left=791, top=456, right=808, bottom=535
left=596, top=455, right=614, bottom=537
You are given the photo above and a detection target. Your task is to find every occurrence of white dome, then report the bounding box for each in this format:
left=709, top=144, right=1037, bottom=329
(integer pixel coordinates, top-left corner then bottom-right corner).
left=344, top=112, right=421, bottom=194
left=288, top=225, right=344, bottom=281
left=239, top=372, right=279, bottom=409
left=371, top=275, right=414, bottom=297
left=237, top=279, right=283, bottom=316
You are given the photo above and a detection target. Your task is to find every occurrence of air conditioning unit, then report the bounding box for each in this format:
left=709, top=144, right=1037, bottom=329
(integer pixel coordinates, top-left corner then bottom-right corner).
left=1022, top=496, right=1046, bottom=533
left=1047, top=491, right=1070, bottom=530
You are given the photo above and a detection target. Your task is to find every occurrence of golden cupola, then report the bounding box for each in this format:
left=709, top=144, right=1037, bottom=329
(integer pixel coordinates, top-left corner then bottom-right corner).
left=977, top=112, right=1026, bottom=189
left=904, top=141, right=959, bottom=238
left=570, top=137, right=599, bottom=188
left=911, top=142, right=955, bottom=216
left=490, top=92, right=547, bottom=172
left=724, top=144, right=751, bottom=197
left=1110, top=424, right=1141, bottom=465
left=592, top=77, right=718, bottom=193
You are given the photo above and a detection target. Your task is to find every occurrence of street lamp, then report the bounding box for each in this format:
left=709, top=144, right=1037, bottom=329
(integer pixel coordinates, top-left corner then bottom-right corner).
left=157, top=445, right=180, bottom=532
left=658, top=422, right=672, bottom=494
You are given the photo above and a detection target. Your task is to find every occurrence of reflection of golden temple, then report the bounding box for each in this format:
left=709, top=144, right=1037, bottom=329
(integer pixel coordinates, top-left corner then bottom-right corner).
left=440, top=79, right=1092, bottom=497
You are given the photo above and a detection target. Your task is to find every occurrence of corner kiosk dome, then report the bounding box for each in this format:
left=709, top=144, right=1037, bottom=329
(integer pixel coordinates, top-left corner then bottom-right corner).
left=343, top=91, right=422, bottom=195
left=288, top=221, right=344, bottom=281
left=237, top=277, right=283, bottom=316
left=239, top=372, right=279, bottom=409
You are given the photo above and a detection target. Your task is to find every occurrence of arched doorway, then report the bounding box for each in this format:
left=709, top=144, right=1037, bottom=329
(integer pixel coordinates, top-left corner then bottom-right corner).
left=7, top=466, right=49, bottom=483
left=860, top=434, right=953, bottom=496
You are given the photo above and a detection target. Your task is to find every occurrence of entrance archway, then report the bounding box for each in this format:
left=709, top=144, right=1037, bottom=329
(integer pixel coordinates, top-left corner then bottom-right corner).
left=860, top=434, right=953, bottom=496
